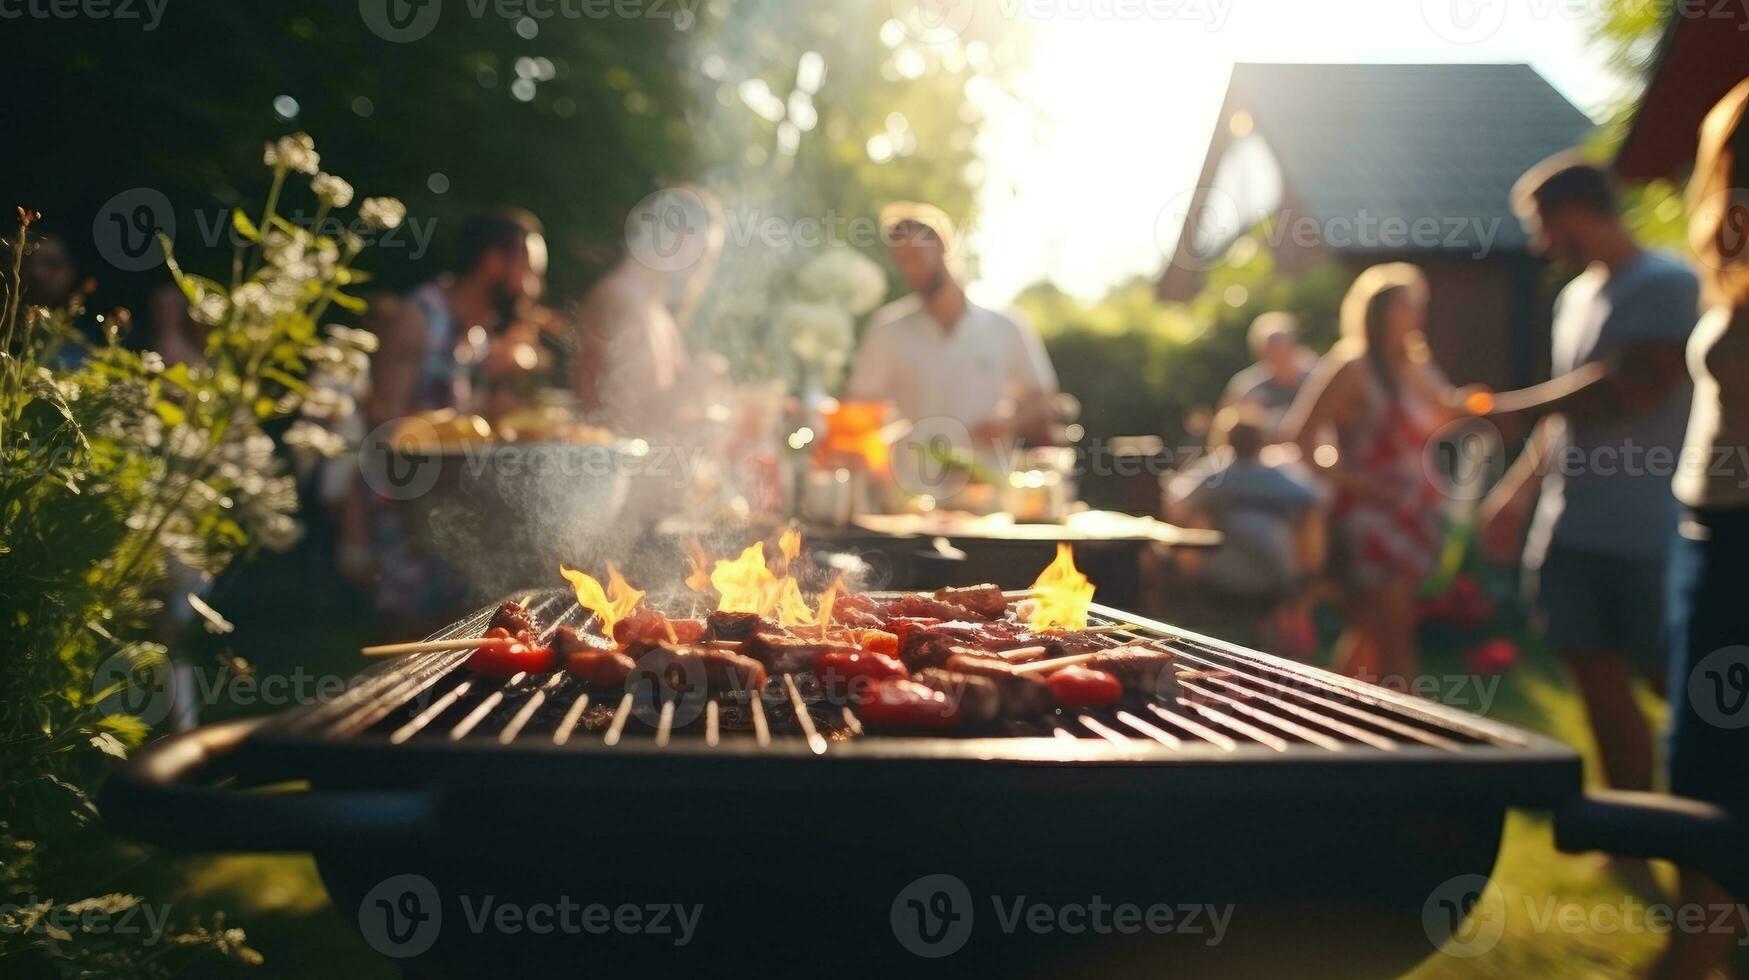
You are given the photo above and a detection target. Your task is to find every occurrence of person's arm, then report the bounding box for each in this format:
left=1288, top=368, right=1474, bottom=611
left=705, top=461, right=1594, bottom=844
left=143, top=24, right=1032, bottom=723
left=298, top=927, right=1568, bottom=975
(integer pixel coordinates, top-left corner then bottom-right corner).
left=1403, top=334, right=1487, bottom=423
left=977, top=311, right=1060, bottom=444
left=1490, top=270, right=1699, bottom=425
left=1476, top=416, right=1559, bottom=564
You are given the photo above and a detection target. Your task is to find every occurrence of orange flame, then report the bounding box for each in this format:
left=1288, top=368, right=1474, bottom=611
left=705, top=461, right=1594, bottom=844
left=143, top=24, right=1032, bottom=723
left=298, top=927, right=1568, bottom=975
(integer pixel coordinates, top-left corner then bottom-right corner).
left=815, top=576, right=840, bottom=630
left=704, top=534, right=831, bottom=629
left=1027, top=544, right=1096, bottom=631
left=683, top=538, right=713, bottom=593
left=560, top=563, right=645, bottom=639
left=777, top=527, right=802, bottom=575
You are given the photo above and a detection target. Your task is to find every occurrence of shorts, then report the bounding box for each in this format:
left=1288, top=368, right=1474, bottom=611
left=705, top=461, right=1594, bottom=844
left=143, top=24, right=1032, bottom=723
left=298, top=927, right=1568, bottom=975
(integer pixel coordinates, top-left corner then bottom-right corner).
left=1525, top=543, right=1668, bottom=675
left=1665, top=508, right=1749, bottom=809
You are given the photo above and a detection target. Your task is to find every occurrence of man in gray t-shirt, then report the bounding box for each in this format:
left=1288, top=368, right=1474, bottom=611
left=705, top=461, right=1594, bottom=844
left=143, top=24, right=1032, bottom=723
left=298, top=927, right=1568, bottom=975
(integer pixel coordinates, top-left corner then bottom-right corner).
left=1480, top=157, right=1699, bottom=795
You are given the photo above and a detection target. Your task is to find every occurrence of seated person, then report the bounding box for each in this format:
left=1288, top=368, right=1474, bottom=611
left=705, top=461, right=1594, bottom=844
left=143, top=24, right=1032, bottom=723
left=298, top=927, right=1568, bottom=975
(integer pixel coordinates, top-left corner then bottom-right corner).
left=1160, top=407, right=1327, bottom=652
left=1219, top=311, right=1317, bottom=438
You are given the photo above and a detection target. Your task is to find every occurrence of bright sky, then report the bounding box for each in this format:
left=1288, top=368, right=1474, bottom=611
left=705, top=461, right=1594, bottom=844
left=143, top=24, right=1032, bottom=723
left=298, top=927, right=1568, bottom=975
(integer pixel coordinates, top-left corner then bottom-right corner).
left=963, top=0, right=1630, bottom=307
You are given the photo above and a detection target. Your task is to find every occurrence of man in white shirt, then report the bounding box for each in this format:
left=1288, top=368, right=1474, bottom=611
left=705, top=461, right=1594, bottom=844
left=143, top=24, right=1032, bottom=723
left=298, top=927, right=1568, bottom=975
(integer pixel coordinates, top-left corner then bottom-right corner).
left=845, top=202, right=1059, bottom=449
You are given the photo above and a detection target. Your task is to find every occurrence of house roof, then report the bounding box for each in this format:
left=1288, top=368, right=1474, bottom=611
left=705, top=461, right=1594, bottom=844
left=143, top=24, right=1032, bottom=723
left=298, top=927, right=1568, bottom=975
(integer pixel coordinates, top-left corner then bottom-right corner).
left=1160, top=63, right=1595, bottom=298
left=1615, top=7, right=1749, bottom=181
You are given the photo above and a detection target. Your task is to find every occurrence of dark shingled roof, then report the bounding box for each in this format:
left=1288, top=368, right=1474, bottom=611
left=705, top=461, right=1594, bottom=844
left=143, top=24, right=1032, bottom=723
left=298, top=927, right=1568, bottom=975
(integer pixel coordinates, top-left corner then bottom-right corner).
left=1226, top=63, right=1595, bottom=253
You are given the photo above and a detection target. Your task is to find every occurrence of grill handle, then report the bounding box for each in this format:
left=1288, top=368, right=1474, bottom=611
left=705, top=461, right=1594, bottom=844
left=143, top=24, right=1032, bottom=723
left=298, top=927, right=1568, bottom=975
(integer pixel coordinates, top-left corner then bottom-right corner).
left=1555, top=791, right=1747, bottom=900
left=103, top=719, right=433, bottom=853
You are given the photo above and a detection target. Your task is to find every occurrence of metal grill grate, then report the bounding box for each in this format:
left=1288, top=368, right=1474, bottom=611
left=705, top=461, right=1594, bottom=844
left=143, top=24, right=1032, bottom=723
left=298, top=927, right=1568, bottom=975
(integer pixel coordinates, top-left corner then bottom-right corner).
left=271, top=591, right=1526, bottom=758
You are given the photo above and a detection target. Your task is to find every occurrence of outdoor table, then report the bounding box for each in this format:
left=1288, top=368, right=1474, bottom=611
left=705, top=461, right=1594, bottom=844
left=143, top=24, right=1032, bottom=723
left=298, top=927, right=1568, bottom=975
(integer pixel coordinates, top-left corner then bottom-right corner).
left=802, top=510, right=1221, bottom=609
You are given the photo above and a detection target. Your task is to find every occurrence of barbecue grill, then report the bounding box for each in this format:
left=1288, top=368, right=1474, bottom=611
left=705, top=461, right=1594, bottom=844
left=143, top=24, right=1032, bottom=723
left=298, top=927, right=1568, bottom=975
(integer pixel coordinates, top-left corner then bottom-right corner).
left=107, top=593, right=1617, bottom=977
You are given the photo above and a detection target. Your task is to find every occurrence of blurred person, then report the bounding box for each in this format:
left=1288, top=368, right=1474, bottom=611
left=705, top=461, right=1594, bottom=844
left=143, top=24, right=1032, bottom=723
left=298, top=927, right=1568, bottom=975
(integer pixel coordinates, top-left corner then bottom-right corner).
left=1478, top=156, right=1700, bottom=795
left=147, top=281, right=205, bottom=368
left=22, top=234, right=79, bottom=307
left=1283, top=263, right=1483, bottom=683
left=367, top=208, right=547, bottom=426
left=355, top=208, right=547, bottom=627
left=572, top=186, right=724, bottom=436
left=844, top=202, right=1059, bottom=450
left=1649, top=79, right=1749, bottom=980
left=1165, top=405, right=1327, bottom=653
left=1218, top=311, right=1317, bottom=436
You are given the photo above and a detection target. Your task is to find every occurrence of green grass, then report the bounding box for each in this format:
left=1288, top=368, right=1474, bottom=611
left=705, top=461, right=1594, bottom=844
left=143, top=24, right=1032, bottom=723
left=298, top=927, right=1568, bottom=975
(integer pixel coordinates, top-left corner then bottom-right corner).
left=1407, top=643, right=1683, bottom=979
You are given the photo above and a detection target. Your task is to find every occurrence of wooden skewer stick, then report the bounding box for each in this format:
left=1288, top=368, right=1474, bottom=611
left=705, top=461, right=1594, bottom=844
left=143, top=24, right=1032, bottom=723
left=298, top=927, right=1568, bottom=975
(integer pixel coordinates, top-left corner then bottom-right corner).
left=361, top=636, right=513, bottom=658
left=992, top=645, right=1051, bottom=664
left=1007, top=642, right=1157, bottom=675
left=1068, top=623, right=1142, bottom=636
left=1010, top=652, right=1102, bottom=675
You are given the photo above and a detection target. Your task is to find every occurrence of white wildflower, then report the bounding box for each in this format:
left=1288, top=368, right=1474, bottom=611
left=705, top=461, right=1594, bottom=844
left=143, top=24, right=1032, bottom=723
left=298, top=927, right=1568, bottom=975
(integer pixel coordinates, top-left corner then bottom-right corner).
left=188, top=291, right=230, bottom=327
left=264, top=133, right=320, bottom=175
left=256, top=512, right=303, bottom=552
left=310, top=172, right=355, bottom=209
left=299, top=386, right=355, bottom=420
left=231, top=283, right=282, bottom=320
left=797, top=248, right=888, bottom=316
left=261, top=228, right=308, bottom=270
left=314, top=237, right=340, bottom=273
left=140, top=351, right=165, bottom=375
left=358, top=197, right=406, bottom=231
left=325, top=324, right=380, bottom=353
left=283, top=419, right=348, bottom=457
left=777, top=300, right=854, bottom=370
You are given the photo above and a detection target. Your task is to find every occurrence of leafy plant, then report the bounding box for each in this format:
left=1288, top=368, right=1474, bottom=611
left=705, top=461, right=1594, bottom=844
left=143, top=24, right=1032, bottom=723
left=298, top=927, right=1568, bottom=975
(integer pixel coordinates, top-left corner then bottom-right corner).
left=0, top=134, right=397, bottom=976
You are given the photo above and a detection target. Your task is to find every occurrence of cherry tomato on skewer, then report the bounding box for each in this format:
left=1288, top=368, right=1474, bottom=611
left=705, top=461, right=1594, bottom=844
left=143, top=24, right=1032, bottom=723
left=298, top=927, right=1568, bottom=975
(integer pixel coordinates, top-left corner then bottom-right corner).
left=815, top=649, right=908, bottom=699
left=1047, top=666, right=1124, bottom=709
left=854, top=678, right=961, bottom=732
left=467, top=629, right=555, bottom=677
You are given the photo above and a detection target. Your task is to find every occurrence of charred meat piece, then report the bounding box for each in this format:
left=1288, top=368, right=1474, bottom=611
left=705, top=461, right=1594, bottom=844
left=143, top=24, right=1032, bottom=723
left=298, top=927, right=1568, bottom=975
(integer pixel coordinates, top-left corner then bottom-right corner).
left=911, top=668, right=1002, bottom=725
left=489, top=600, right=540, bottom=637
left=942, top=652, right=1055, bottom=718
left=745, top=630, right=859, bottom=677
left=832, top=592, right=887, bottom=629
left=1082, top=646, right=1178, bottom=697
left=635, top=644, right=768, bottom=696
left=567, top=650, right=636, bottom=689
left=881, top=592, right=993, bottom=623
left=705, top=610, right=769, bottom=642
left=613, top=608, right=678, bottom=648
left=933, top=585, right=1008, bottom=620
left=901, top=621, right=1062, bottom=669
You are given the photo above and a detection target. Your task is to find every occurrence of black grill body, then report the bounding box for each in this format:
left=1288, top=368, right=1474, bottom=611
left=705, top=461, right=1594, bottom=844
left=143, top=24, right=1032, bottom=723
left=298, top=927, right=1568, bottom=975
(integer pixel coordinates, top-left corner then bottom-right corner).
left=109, top=594, right=1585, bottom=978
